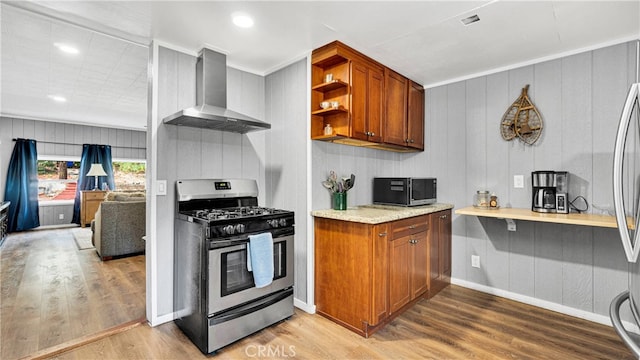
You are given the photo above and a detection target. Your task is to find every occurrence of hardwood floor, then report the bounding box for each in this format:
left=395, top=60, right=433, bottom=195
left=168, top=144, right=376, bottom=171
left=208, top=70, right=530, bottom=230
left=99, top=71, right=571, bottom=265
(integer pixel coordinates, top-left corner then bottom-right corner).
left=0, top=228, right=145, bottom=360
left=53, top=285, right=632, bottom=359
left=3, top=228, right=633, bottom=359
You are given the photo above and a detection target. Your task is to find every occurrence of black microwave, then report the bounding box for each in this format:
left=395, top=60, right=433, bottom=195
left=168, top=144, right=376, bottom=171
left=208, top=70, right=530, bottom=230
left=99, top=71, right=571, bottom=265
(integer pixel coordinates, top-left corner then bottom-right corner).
left=373, top=177, right=437, bottom=207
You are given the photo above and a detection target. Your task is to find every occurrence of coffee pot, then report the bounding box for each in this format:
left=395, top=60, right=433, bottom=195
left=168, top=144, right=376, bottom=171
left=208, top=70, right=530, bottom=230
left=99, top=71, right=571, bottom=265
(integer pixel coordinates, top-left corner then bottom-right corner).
left=532, top=171, right=569, bottom=213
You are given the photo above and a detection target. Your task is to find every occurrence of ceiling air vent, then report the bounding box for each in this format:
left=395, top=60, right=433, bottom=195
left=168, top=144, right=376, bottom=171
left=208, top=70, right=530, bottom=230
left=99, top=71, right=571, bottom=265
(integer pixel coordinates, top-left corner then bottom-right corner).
left=461, top=14, right=480, bottom=26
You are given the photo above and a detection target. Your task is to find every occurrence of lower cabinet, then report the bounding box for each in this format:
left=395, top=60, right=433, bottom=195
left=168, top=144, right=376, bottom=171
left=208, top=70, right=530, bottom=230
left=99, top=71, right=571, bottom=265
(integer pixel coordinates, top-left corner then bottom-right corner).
left=314, top=211, right=451, bottom=337
left=314, top=218, right=389, bottom=337
left=389, top=216, right=428, bottom=314
left=429, top=209, right=452, bottom=297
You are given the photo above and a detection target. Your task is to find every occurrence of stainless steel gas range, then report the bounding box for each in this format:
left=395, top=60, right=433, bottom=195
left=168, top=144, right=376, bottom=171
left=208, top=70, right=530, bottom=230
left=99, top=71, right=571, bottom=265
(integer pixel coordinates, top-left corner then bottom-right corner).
left=173, top=179, right=294, bottom=354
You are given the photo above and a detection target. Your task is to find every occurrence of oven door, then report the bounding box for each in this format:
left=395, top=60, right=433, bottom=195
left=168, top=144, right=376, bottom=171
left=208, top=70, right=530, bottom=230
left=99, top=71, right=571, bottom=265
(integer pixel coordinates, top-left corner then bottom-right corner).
left=208, top=234, right=293, bottom=315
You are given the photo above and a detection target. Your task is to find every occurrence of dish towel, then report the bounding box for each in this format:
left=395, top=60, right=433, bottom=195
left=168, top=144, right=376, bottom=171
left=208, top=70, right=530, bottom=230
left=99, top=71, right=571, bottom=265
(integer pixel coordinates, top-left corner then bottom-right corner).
left=247, top=232, right=274, bottom=288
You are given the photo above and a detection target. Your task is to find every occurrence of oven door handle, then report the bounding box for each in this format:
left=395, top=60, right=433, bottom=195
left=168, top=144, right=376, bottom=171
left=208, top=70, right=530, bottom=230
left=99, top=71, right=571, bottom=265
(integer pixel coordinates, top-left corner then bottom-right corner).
left=209, top=288, right=293, bottom=326
left=210, top=237, right=286, bottom=252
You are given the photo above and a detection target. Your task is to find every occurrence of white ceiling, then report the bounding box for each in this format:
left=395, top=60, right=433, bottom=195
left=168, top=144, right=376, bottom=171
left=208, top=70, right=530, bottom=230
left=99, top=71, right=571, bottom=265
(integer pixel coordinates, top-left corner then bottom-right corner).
left=1, top=1, right=639, bottom=131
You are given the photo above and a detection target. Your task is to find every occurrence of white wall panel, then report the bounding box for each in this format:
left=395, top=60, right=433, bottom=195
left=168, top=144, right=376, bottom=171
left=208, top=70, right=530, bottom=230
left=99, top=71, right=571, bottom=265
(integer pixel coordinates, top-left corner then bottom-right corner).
left=152, top=45, right=268, bottom=317
left=425, top=40, right=637, bottom=321
left=0, top=117, right=145, bottom=221
left=507, top=66, right=535, bottom=208
left=533, top=223, right=563, bottom=303
left=265, top=59, right=308, bottom=302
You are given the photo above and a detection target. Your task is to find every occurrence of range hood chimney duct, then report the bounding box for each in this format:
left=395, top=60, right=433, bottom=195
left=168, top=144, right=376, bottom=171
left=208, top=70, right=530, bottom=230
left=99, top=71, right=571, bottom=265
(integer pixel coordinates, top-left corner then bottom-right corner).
left=163, top=48, right=270, bottom=134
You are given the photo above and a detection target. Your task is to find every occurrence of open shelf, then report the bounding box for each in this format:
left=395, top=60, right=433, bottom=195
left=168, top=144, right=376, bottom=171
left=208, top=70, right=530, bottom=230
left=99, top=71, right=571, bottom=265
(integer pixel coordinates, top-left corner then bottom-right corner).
left=312, top=80, right=348, bottom=92
left=455, top=206, right=631, bottom=229
left=311, top=107, right=348, bottom=116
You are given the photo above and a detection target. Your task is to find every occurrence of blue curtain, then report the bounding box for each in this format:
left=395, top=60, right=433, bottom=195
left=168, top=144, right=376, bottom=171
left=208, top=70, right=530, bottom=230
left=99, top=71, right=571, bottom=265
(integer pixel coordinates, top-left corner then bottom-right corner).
left=72, top=144, right=115, bottom=224
left=5, top=138, right=40, bottom=232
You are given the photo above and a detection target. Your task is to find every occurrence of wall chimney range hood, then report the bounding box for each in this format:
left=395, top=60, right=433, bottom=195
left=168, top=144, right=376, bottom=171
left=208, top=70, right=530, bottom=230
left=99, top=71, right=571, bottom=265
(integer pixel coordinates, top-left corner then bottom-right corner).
left=163, top=48, right=270, bottom=134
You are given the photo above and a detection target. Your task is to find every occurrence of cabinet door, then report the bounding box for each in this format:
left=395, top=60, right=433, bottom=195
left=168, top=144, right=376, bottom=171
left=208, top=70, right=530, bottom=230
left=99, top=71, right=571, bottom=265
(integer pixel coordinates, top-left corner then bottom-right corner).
left=389, top=234, right=411, bottom=313
left=384, top=69, right=408, bottom=147
left=351, top=62, right=384, bottom=143
left=411, top=231, right=428, bottom=299
left=429, top=210, right=452, bottom=297
left=371, top=224, right=388, bottom=325
left=429, top=212, right=442, bottom=294
left=367, top=67, right=384, bottom=143
left=407, top=81, right=424, bottom=150
left=439, top=210, right=452, bottom=279
left=351, top=61, right=369, bottom=141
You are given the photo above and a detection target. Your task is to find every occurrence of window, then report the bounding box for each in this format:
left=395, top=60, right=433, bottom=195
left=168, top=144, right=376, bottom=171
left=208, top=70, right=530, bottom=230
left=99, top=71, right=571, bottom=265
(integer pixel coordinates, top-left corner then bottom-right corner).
left=37, top=160, right=80, bottom=202
left=37, top=158, right=145, bottom=202
left=112, top=161, right=145, bottom=191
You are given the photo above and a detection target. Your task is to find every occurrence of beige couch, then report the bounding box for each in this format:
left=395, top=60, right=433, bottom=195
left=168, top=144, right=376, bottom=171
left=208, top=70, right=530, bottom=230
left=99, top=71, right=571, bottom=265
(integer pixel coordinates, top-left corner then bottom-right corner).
left=91, top=191, right=146, bottom=260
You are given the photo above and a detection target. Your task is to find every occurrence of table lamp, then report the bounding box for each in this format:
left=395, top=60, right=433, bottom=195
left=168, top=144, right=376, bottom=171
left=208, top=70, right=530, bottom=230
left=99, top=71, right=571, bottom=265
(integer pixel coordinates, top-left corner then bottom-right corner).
left=86, top=163, right=107, bottom=190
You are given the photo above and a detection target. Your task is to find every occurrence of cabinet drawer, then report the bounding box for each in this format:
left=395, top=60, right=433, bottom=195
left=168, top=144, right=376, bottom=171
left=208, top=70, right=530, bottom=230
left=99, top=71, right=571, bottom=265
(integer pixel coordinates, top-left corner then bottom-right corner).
left=391, top=215, right=428, bottom=239
left=83, top=191, right=105, bottom=200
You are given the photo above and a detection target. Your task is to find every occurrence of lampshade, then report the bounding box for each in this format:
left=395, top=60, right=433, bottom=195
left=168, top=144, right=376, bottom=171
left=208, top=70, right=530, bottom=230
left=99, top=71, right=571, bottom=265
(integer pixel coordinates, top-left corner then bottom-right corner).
left=86, top=163, right=107, bottom=177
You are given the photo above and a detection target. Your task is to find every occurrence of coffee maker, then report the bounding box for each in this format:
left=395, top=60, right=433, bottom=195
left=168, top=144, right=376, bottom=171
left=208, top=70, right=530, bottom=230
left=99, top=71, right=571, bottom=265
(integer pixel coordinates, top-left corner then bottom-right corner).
left=531, top=171, right=569, bottom=213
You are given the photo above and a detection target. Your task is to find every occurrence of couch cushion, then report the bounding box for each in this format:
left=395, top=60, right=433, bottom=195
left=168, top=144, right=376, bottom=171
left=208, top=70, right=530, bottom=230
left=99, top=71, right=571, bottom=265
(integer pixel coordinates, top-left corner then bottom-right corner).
left=105, top=191, right=146, bottom=202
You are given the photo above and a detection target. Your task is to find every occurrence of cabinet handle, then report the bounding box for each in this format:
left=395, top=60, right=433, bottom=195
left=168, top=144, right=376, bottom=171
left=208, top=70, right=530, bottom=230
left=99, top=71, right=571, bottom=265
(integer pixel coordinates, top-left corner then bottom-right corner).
left=409, top=239, right=418, bottom=244
left=409, top=225, right=416, bottom=229
left=405, top=139, right=410, bottom=143
left=410, top=139, right=415, bottom=143
left=370, top=132, right=375, bottom=136
left=440, top=215, right=448, bottom=219
left=379, top=232, right=387, bottom=237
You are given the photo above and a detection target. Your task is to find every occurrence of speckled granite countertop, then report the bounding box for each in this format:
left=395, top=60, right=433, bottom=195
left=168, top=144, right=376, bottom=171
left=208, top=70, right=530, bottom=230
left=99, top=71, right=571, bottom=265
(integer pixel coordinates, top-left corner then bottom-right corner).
left=311, top=203, right=454, bottom=224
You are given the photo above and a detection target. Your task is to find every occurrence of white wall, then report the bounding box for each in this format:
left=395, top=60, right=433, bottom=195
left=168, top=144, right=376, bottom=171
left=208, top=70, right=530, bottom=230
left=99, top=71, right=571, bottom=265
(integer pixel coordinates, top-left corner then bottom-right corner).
left=0, top=117, right=146, bottom=226
left=148, top=44, right=266, bottom=323
left=429, top=41, right=637, bottom=323
left=309, top=41, right=637, bottom=324
left=148, top=39, right=639, bottom=327
left=264, top=59, right=309, bottom=304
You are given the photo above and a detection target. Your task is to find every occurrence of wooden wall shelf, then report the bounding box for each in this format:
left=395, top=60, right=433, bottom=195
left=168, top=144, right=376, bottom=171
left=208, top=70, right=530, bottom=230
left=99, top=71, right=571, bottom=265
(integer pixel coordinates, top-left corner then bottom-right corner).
left=311, top=107, right=348, bottom=116
left=312, top=80, right=348, bottom=92
left=455, top=206, right=631, bottom=230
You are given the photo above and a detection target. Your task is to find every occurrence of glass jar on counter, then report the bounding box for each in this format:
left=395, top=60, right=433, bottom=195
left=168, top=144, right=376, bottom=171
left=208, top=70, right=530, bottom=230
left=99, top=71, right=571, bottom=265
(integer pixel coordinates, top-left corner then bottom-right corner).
left=474, top=190, right=490, bottom=208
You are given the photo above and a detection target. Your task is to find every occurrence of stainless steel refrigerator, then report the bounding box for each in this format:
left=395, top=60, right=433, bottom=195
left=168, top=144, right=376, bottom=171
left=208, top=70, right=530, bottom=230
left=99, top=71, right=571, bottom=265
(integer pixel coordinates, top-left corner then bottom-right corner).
left=610, top=42, right=640, bottom=358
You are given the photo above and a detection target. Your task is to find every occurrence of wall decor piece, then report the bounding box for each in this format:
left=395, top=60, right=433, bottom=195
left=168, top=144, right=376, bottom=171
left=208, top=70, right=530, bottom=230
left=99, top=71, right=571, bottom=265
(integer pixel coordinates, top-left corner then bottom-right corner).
left=500, top=85, right=543, bottom=145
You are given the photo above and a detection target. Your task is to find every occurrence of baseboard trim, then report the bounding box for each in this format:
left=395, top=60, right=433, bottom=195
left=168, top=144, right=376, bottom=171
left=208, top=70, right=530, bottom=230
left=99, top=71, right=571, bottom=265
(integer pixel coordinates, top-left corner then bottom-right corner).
left=451, top=277, right=640, bottom=334
left=22, top=317, right=146, bottom=359
left=294, top=298, right=316, bottom=314
left=148, top=312, right=175, bottom=327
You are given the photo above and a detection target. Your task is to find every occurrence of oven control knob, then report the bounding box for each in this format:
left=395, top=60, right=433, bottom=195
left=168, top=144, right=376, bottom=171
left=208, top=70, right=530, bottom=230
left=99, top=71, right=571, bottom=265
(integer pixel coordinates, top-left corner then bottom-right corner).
left=235, top=224, right=245, bottom=234
left=279, top=218, right=287, bottom=227
left=268, top=219, right=278, bottom=228
left=223, top=225, right=235, bottom=235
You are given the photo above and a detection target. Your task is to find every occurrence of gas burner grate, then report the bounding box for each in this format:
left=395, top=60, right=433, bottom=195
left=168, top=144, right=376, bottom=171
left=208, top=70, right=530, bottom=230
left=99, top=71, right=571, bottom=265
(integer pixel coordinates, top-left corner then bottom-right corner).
left=187, top=206, right=285, bottom=221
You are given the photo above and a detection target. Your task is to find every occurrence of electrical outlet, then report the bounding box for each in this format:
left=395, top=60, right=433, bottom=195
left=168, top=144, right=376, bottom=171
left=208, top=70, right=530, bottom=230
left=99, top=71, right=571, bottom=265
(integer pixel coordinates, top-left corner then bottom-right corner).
left=58, top=214, right=64, bottom=220
left=471, top=255, right=480, bottom=268
left=514, top=175, right=524, bottom=188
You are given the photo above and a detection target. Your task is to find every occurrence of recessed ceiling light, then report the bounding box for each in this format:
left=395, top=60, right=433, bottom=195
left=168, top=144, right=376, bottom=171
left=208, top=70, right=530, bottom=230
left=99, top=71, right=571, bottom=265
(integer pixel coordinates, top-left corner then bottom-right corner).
left=54, top=42, right=79, bottom=55
left=48, top=95, right=67, bottom=102
left=232, top=12, right=254, bottom=28
left=461, top=14, right=480, bottom=26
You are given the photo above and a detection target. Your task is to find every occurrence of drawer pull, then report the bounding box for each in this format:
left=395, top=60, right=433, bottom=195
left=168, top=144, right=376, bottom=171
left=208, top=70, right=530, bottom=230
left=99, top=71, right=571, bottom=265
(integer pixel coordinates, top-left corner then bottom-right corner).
left=379, top=232, right=387, bottom=237
left=409, top=225, right=416, bottom=229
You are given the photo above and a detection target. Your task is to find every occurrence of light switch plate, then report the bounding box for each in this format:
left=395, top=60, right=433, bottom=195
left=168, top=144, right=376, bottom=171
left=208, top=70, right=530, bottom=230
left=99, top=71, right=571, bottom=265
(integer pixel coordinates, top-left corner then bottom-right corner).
left=157, top=180, right=167, bottom=196
left=514, top=175, right=524, bottom=188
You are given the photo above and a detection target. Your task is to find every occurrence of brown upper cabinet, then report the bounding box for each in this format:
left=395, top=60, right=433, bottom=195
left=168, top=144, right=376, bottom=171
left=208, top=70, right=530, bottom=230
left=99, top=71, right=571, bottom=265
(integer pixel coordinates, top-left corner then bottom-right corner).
left=311, top=41, right=424, bottom=152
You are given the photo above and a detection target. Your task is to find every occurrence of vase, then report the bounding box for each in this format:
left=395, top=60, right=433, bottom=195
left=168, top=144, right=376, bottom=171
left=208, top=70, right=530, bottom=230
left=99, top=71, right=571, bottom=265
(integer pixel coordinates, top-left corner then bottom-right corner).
left=333, top=192, right=347, bottom=210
